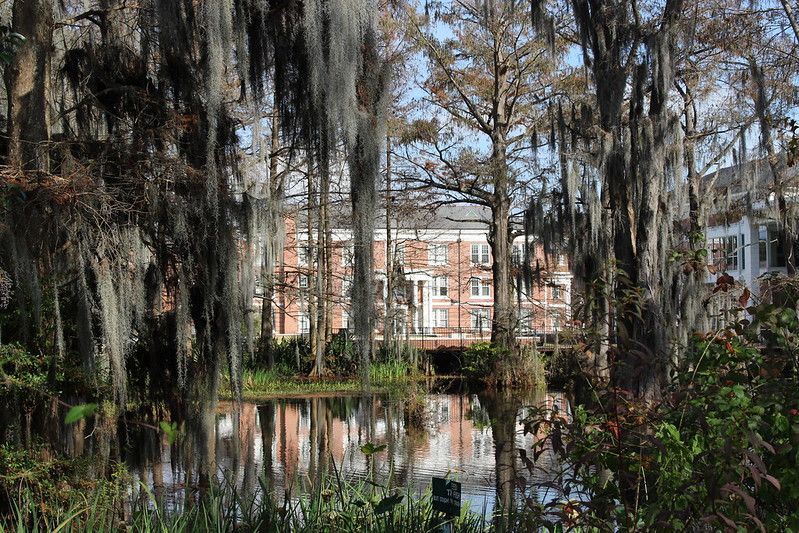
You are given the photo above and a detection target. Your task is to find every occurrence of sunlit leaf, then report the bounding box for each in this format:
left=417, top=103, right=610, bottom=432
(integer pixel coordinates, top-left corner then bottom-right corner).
left=64, top=403, right=97, bottom=425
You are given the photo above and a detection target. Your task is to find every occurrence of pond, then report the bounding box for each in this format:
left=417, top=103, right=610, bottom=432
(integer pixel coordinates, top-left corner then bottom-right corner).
left=131, top=385, right=570, bottom=518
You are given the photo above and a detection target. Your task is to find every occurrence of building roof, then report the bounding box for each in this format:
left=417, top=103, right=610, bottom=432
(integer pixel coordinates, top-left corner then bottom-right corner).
left=704, top=154, right=797, bottom=199
left=322, top=202, right=492, bottom=232
left=396, top=204, right=491, bottom=231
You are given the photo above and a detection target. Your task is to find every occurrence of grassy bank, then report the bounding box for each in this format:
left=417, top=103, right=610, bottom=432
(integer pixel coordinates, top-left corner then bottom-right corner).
left=222, top=362, right=425, bottom=401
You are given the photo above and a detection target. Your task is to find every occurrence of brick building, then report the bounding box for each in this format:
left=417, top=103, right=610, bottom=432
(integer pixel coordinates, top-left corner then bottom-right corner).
left=269, top=205, right=572, bottom=343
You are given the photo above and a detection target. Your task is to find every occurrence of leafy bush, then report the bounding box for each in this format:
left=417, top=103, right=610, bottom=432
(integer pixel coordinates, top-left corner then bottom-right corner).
left=325, top=331, right=358, bottom=376
left=248, top=337, right=311, bottom=374
left=521, top=299, right=799, bottom=530
left=462, top=342, right=499, bottom=378
left=462, top=342, right=545, bottom=387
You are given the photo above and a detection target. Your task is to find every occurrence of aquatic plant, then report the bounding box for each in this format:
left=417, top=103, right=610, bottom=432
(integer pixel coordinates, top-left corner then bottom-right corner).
left=0, top=466, right=495, bottom=532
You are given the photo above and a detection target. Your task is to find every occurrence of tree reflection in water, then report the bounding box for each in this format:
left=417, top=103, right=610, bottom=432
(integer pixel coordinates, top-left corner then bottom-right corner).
left=127, top=389, right=567, bottom=519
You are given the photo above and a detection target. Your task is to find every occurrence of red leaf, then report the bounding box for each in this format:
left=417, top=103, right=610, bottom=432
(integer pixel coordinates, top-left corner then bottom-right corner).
left=764, top=474, right=781, bottom=490
left=716, top=512, right=738, bottom=529
left=738, top=287, right=751, bottom=307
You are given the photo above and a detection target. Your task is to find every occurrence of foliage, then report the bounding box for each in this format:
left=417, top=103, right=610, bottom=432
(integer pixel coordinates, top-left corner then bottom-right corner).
left=248, top=337, right=311, bottom=374
left=369, top=360, right=413, bottom=383
left=63, top=404, right=97, bottom=425
left=0, top=459, right=492, bottom=532
left=462, top=342, right=545, bottom=388
left=462, top=343, right=499, bottom=379
left=246, top=333, right=420, bottom=383
left=521, top=298, right=799, bottom=531
left=0, top=344, right=49, bottom=396
left=325, top=331, right=358, bottom=376
left=0, top=445, right=97, bottom=515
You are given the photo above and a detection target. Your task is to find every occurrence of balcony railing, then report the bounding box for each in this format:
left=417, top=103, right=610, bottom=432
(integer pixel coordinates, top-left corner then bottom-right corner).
left=282, top=327, right=564, bottom=351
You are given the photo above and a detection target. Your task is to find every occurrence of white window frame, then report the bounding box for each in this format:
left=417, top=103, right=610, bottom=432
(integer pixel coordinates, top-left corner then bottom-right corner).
left=298, top=312, right=310, bottom=333
left=395, top=242, right=405, bottom=265
left=470, top=309, right=491, bottom=329
left=299, top=274, right=309, bottom=288
left=432, top=275, right=448, bottom=297
left=471, top=243, right=490, bottom=265
left=551, top=284, right=561, bottom=300
left=298, top=243, right=310, bottom=266
left=512, top=244, right=524, bottom=265
left=342, top=275, right=353, bottom=299
left=433, top=308, right=449, bottom=328
left=343, top=242, right=354, bottom=267
left=470, top=278, right=490, bottom=297
left=708, top=235, right=739, bottom=271
left=518, top=308, right=534, bottom=334
left=429, top=243, right=448, bottom=266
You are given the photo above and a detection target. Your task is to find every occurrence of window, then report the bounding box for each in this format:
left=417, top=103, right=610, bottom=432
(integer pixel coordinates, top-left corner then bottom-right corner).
left=551, top=315, right=561, bottom=332
left=433, top=309, right=449, bottom=328
left=740, top=234, right=746, bottom=270
left=512, top=244, right=524, bottom=266
left=429, top=243, right=448, bottom=265
left=395, top=243, right=405, bottom=265
left=470, top=278, right=490, bottom=297
left=471, top=243, right=490, bottom=264
left=298, top=244, right=310, bottom=266
left=708, top=236, right=738, bottom=271
left=551, top=285, right=561, bottom=300
left=298, top=312, right=310, bottom=333
left=769, top=229, right=786, bottom=268
left=432, top=276, right=448, bottom=297
left=517, top=309, right=534, bottom=334
left=342, top=308, right=351, bottom=329
left=299, top=275, right=309, bottom=288
left=342, top=276, right=353, bottom=299
left=343, top=242, right=354, bottom=267
left=557, top=254, right=566, bottom=266
left=470, top=309, right=491, bottom=330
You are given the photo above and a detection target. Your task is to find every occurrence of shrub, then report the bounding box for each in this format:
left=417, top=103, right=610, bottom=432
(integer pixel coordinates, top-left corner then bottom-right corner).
left=462, top=342, right=546, bottom=388
left=521, top=299, right=799, bottom=531
left=402, top=385, right=428, bottom=431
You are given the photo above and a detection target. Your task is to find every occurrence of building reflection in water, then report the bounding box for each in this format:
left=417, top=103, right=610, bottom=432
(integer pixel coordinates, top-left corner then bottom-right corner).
left=137, top=390, right=569, bottom=518
left=216, top=393, right=567, bottom=513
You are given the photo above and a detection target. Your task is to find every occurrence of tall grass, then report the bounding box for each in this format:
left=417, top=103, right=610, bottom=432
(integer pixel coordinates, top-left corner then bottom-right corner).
left=1, top=472, right=493, bottom=532
left=369, top=360, right=414, bottom=384
left=223, top=360, right=420, bottom=401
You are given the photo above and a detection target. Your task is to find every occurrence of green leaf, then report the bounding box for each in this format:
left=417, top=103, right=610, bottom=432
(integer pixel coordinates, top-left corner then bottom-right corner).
left=360, top=442, right=387, bottom=456
left=373, top=493, right=403, bottom=515
left=160, top=421, right=178, bottom=444
left=64, top=403, right=97, bottom=425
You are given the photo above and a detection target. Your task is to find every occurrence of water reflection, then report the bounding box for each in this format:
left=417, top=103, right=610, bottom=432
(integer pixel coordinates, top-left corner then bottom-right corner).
left=206, top=393, right=564, bottom=513
left=133, top=389, right=569, bottom=518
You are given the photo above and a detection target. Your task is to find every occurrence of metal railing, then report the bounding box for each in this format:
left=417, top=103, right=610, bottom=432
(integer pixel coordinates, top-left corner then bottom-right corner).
left=279, top=327, right=564, bottom=351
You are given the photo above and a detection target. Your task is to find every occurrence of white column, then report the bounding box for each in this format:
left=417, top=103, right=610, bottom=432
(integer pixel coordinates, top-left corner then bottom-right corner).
left=424, top=279, right=433, bottom=332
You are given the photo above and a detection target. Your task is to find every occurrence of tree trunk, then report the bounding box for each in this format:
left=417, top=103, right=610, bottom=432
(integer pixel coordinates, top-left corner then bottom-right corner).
left=6, top=0, right=52, bottom=172
left=751, top=59, right=796, bottom=276
left=488, top=120, right=516, bottom=352
left=384, top=133, right=394, bottom=351
left=350, top=29, right=386, bottom=385
left=307, top=166, right=319, bottom=370
left=259, top=108, right=282, bottom=369
left=489, top=192, right=516, bottom=353
left=314, top=135, right=331, bottom=375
